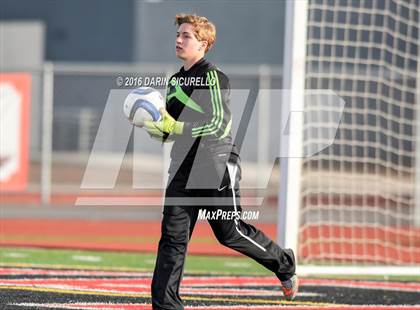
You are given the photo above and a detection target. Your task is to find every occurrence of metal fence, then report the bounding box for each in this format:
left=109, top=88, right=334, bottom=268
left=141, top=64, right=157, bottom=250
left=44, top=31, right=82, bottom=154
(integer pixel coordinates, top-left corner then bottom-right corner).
left=3, top=62, right=283, bottom=203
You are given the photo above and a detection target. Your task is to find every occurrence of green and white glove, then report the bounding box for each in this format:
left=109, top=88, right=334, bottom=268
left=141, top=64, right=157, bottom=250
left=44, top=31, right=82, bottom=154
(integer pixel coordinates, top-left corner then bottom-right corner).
left=144, top=109, right=184, bottom=135
left=144, top=109, right=183, bottom=140
left=144, top=125, right=166, bottom=141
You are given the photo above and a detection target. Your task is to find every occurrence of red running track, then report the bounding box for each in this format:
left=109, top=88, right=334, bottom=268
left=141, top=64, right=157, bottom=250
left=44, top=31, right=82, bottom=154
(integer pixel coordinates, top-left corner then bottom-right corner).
left=1, top=218, right=419, bottom=263
left=0, top=219, right=276, bottom=256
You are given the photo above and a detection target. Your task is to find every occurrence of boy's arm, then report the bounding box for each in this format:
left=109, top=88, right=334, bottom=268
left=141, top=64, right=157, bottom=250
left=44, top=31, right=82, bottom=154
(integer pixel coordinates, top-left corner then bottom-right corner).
left=183, top=69, right=232, bottom=139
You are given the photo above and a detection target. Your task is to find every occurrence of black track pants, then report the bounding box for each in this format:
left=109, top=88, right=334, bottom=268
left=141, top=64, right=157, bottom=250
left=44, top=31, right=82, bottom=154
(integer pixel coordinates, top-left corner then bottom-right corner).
left=151, top=160, right=296, bottom=310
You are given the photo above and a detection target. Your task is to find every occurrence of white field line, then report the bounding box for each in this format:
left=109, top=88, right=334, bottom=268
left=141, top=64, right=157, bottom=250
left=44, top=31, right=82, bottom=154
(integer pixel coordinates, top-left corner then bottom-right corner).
left=71, top=255, right=102, bottom=263
left=223, top=262, right=252, bottom=268
left=2, top=252, right=28, bottom=258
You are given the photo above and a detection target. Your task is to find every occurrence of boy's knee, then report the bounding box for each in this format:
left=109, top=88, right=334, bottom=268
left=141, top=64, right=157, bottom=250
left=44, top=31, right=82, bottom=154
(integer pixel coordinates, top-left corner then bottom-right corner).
left=214, top=231, right=238, bottom=248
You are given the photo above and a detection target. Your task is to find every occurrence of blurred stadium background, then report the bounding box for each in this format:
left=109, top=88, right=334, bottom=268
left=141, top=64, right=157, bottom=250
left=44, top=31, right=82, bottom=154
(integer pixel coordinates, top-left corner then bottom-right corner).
left=1, top=0, right=419, bottom=278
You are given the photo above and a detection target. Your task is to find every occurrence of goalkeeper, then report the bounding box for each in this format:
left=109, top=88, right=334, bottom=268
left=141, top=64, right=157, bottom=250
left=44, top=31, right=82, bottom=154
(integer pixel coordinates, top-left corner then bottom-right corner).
left=144, top=13, right=298, bottom=310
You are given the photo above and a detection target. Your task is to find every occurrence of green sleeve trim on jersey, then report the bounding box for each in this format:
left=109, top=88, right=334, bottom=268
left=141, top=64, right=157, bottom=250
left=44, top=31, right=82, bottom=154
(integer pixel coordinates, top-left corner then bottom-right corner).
left=204, top=70, right=224, bottom=135
left=218, top=116, right=232, bottom=140
left=167, top=80, right=204, bottom=114
left=191, top=70, right=224, bottom=137
left=191, top=71, right=218, bottom=135
left=191, top=71, right=221, bottom=135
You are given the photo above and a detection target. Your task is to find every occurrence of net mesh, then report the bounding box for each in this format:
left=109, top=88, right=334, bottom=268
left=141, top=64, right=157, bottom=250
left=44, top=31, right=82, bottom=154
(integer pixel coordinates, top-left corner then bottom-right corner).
left=298, top=0, right=420, bottom=265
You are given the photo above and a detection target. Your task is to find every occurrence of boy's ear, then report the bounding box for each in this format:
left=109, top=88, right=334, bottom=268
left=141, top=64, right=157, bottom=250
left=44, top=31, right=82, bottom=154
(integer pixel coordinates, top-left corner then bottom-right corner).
left=201, top=41, right=208, bottom=50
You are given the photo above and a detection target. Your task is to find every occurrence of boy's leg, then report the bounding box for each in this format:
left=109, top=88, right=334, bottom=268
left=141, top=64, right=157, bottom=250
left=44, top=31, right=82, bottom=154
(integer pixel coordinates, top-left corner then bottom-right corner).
left=208, top=206, right=296, bottom=281
left=207, top=162, right=296, bottom=282
left=151, top=195, right=199, bottom=309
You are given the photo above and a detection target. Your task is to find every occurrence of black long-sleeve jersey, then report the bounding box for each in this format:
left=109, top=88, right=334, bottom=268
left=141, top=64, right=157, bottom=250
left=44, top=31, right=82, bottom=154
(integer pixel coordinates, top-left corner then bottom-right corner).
left=166, top=58, right=239, bottom=165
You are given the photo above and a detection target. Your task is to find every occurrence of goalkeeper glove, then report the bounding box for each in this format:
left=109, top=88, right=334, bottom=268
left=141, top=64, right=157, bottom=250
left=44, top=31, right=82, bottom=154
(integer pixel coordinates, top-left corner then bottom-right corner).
left=144, top=125, right=167, bottom=141
left=144, top=109, right=184, bottom=136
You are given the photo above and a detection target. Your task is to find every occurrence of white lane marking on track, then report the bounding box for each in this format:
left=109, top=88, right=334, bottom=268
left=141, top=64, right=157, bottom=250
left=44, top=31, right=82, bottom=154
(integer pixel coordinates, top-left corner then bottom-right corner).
left=2, top=252, right=27, bottom=258
left=223, top=262, right=252, bottom=268
left=71, top=255, right=102, bottom=263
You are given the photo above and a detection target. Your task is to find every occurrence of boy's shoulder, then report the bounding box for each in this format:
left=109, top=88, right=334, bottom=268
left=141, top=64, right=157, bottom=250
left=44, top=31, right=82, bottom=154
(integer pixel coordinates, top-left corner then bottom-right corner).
left=200, top=61, right=229, bottom=86
left=203, top=61, right=226, bottom=75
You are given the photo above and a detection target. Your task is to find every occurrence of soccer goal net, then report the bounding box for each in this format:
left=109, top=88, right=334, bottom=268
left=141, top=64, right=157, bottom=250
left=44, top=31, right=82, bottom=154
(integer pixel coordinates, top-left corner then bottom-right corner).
left=282, top=0, right=420, bottom=275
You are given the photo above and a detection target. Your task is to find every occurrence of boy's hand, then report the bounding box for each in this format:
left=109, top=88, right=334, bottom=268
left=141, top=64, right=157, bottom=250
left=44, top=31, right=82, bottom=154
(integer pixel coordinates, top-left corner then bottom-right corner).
left=144, top=109, right=184, bottom=135
left=143, top=122, right=166, bottom=141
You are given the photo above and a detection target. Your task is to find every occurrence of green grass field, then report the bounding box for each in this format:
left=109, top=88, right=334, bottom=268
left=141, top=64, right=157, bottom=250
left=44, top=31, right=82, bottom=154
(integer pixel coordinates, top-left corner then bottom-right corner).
left=0, top=247, right=270, bottom=275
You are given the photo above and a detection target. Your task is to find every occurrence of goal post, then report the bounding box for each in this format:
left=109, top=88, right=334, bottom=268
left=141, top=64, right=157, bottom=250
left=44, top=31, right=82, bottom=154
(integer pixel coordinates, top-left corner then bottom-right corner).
left=278, top=0, right=307, bottom=254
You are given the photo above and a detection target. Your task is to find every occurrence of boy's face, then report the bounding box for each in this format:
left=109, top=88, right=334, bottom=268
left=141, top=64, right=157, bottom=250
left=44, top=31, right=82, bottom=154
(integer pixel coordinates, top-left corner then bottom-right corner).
left=176, top=23, right=204, bottom=61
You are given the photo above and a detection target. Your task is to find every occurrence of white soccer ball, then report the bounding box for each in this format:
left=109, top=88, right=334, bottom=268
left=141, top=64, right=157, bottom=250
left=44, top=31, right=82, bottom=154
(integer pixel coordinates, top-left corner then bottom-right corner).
left=123, top=87, right=164, bottom=127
